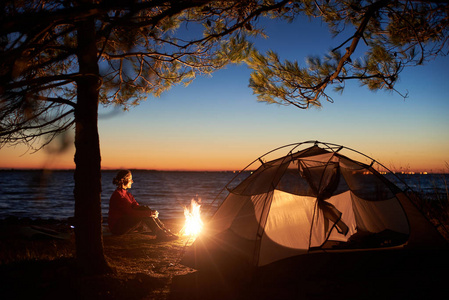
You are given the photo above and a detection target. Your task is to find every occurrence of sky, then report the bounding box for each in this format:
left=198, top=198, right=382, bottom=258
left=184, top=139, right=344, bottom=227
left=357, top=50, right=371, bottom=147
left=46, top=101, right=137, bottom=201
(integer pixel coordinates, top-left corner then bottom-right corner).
left=1, top=16, right=449, bottom=173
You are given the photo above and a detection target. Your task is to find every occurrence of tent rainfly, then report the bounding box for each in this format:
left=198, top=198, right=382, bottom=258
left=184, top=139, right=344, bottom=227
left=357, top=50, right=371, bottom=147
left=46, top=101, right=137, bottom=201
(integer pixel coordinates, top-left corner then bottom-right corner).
left=182, top=141, right=447, bottom=269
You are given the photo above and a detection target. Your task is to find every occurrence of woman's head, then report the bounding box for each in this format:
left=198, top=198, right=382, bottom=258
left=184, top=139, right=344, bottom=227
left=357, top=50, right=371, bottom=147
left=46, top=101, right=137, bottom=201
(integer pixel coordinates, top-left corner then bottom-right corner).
left=113, top=170, right=133, bottom=189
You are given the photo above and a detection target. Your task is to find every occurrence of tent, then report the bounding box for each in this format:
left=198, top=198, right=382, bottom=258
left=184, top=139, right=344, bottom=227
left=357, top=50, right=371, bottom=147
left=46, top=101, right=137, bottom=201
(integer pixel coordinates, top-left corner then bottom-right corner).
left=182, top=141, right=447, bottom=270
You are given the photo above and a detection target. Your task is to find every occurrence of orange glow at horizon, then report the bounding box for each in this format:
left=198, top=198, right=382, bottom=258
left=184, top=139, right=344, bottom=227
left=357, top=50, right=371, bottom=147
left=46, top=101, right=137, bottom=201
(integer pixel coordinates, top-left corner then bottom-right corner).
left=0, top=15, right=448, bottom=175
left=1, top=142, right=448, bottom=173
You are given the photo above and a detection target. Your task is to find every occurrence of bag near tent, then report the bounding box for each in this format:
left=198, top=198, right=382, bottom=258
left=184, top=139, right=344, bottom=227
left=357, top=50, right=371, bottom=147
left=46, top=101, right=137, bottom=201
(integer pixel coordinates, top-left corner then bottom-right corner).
left=181, top=141, right=447, bottom=270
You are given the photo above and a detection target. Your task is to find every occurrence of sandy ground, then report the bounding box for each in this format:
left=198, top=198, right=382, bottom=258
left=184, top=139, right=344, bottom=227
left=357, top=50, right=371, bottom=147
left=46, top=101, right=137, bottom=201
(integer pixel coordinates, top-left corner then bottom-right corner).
left=1, top=218, right=448, bottom=300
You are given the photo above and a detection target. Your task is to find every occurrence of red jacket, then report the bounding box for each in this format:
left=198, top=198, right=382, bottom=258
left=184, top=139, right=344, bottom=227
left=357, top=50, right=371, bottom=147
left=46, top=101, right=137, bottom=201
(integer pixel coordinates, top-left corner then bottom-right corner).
left=108, top=188, right=151, bottom=230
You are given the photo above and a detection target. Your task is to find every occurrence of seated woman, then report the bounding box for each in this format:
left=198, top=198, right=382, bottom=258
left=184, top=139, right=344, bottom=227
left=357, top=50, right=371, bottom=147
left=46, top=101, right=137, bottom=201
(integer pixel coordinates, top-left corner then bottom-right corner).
left=108, top=170, right=177, bottom=240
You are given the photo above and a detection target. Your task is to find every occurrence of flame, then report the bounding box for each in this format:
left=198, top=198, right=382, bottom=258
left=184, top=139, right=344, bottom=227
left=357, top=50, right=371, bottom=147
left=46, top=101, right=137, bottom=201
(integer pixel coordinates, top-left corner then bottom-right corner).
left=181, top=199, right=203, bottom=236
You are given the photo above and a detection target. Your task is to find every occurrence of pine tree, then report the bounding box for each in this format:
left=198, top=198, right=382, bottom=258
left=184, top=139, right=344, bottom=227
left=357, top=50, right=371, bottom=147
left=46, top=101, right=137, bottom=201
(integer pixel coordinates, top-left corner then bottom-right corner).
left=1, top=0, right=447, bottom=274
left=0, top=0, right=258, bottom=274
left=247, top=0, right=449, bottom=108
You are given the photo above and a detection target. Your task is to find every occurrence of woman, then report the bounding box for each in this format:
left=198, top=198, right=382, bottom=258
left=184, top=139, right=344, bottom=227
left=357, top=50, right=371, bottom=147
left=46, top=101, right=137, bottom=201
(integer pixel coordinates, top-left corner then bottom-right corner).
left=108, top=170, right=177, bottom=240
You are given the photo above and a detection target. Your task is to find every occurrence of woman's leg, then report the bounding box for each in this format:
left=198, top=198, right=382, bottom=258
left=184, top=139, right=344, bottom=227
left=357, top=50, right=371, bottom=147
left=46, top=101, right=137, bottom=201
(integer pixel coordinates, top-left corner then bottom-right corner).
left=110, top=216, right=144, bottom=235
left=143, top=217, right=177, bottom=238
left=111, top=216, right=177, bottom=239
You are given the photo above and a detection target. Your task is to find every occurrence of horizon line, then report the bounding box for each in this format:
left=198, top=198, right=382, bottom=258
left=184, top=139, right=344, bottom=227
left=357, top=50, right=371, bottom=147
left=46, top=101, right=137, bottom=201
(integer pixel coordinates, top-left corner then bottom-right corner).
left=0, top=167, right=447, bottom=175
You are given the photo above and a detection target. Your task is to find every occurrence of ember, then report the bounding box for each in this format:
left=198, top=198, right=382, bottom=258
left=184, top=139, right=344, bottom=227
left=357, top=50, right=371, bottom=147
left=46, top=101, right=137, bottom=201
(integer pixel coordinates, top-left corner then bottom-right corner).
left=180, top=199, right=203, bottom=236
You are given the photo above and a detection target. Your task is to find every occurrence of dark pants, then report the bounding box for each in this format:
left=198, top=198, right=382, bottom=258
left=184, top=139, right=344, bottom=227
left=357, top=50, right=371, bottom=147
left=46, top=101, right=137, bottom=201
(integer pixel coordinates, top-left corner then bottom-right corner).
left=110, top=216, right=166, bottom=235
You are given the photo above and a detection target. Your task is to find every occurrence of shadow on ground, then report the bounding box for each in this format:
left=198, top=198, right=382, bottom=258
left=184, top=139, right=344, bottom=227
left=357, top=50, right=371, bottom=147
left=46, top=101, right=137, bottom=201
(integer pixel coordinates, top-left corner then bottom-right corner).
left=169, top=248, right=449, bottom=300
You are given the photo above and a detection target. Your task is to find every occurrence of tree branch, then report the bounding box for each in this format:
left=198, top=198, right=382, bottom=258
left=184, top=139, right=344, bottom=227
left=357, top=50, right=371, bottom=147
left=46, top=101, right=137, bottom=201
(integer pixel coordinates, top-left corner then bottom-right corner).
left=311, top=0, right=391, bottom=101
left=33, top=96, right=77, bottom=108
left=0, top=109, right=75, bottom=138
left=4, top=73, right=79, bottom=90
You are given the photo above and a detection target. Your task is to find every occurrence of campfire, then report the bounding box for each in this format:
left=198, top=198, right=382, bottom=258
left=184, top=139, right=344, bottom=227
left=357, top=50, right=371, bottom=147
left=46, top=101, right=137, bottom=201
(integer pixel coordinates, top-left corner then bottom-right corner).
left=180, top=199, right=203, bottom=237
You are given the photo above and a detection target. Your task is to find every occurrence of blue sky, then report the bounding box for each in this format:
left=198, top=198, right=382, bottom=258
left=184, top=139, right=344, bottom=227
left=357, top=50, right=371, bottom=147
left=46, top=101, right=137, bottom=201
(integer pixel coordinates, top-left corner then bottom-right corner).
left=2, top=15, right=448, bottom=172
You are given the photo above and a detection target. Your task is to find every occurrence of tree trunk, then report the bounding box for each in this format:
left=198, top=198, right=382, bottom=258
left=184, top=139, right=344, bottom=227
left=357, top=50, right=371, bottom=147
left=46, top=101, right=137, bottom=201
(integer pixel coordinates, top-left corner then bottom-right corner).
left=74, top=16, right=110, bottom=274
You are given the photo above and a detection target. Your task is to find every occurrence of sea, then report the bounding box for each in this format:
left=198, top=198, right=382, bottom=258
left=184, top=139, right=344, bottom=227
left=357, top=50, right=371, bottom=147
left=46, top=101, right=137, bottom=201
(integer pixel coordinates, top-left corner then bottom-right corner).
left=0, top=170, right=447, bottom=221
left=0, top=170, right=247, bottom=221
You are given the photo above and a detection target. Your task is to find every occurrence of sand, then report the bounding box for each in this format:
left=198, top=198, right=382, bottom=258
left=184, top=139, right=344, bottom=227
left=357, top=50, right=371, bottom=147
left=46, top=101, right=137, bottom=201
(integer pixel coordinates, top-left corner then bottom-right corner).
left=1, top=218, right=448, bottom=300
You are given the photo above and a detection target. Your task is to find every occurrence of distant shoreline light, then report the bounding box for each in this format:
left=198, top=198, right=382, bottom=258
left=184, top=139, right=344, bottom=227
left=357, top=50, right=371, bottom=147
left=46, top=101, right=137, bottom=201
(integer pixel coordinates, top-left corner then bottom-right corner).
left=395, top=171, right=428, bottom=175
left=0, top=168, right=440, bottom=175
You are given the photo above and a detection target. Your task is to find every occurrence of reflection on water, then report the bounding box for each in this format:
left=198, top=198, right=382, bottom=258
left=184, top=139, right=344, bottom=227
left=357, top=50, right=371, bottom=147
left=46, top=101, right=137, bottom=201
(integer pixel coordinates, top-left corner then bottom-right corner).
left=0, top=170, right=245, bottom=220
left=0, top=170, right=446, bottom=220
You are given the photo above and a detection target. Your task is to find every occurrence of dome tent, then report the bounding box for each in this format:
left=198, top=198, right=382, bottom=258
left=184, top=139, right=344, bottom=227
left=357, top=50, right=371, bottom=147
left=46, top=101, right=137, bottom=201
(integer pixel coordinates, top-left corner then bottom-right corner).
left=182, top=141, right=447, bottom=270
